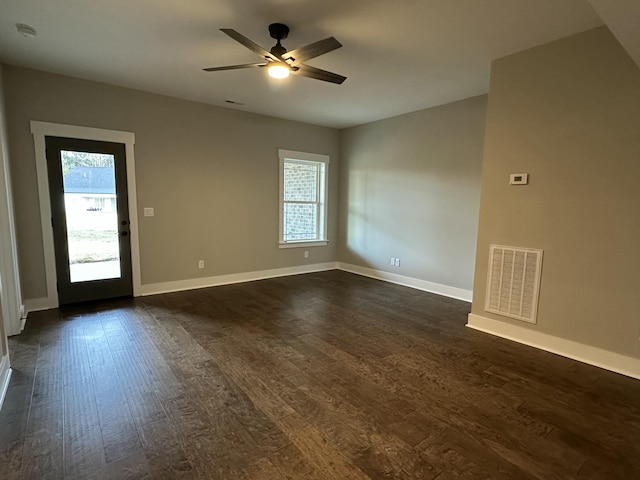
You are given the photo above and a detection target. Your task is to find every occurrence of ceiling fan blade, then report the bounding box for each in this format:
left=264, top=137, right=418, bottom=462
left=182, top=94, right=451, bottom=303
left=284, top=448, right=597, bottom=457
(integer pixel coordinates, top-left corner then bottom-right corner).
left=203, top=63, right=268, bottom=72
left=283, top=37, right=342, bottom=65
left=292, top=64, right=347, bottom=84
left=220, top=29, right=279, bottom=62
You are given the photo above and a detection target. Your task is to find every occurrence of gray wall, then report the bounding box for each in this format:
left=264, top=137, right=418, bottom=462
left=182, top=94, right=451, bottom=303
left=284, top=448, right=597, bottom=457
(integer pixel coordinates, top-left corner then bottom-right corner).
left=338, top=96, right=486, bottom=292
left=3, top=66, right=340, bottom=300
left=472, top=27, right=640, bottom=358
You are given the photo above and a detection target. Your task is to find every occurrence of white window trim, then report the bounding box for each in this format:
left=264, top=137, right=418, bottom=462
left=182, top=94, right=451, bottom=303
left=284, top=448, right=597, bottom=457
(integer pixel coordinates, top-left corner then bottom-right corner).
left=278, top=149, right=329, bottom=248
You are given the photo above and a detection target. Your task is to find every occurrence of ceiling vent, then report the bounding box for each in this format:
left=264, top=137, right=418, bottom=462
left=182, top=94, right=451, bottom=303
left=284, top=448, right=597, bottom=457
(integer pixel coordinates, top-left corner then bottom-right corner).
left=485, top=245, right=543, bottom=324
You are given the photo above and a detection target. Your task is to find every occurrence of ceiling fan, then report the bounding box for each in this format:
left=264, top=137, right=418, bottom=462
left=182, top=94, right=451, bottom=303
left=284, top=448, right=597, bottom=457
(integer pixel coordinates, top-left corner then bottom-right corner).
left=203, top=23, right=346, bottom=85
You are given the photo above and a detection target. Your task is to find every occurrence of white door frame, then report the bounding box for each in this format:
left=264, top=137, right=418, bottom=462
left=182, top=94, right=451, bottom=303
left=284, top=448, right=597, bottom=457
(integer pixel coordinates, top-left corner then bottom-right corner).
left=30, top=121, right=142, bottom=309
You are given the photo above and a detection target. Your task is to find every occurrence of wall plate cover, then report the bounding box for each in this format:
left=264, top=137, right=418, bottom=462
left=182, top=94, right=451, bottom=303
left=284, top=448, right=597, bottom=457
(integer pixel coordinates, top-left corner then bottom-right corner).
left=509, top=173, right=528, bottom=185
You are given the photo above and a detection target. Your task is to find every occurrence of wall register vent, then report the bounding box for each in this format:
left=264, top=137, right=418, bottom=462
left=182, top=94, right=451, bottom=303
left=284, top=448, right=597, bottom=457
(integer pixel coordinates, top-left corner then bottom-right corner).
left=485, top=245, right=543, bottom=324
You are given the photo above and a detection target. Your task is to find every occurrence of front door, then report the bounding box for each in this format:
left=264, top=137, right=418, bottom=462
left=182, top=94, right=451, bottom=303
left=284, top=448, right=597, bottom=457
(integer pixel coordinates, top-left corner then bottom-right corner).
left=46, top=136, right=133, bottom=305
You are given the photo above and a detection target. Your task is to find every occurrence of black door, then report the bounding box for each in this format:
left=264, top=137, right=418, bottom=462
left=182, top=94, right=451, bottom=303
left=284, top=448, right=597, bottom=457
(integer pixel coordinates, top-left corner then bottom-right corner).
left=46, top=136, right=133, bottom=305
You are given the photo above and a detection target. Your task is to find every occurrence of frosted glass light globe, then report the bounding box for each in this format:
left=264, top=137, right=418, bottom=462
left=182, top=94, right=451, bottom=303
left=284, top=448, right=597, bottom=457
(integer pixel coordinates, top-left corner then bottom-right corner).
left=268, top=63, right=290, bottom=79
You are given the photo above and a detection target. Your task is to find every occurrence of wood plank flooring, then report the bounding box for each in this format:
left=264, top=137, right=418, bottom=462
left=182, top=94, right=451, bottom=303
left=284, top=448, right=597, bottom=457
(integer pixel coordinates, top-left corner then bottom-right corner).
left=1, top=270, right=640, bottom=479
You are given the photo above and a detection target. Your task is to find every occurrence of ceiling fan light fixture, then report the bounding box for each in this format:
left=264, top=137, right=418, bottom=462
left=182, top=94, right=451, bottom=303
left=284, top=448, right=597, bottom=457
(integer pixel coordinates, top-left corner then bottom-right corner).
left=204, top=25, right=345, bottom=84
left=267, top=62, right=290, bottom=79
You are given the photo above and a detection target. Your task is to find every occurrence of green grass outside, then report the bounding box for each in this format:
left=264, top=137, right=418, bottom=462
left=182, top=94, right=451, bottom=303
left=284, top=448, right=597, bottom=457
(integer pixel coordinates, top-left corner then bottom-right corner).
left=67, top=229, right=119, bottom=264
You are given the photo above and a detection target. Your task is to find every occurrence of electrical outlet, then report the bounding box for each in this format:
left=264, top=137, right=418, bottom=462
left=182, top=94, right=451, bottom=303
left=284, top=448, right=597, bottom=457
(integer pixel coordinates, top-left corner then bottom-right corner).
left=198, top=260, right=205, bottom=269
left=395, top=258, right=400, bottom=267
left=304, top=250, right=309, bottom=258
left=390, top=257, right=395, bottom=266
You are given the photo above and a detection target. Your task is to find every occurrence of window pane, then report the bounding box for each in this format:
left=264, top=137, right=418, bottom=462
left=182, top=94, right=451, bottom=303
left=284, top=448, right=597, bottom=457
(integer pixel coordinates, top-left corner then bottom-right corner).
left=284, top=202, right=318, bottom=241
left=61, top=150, right=121, bottom=283
left=284, top=162, right=318, bottom=202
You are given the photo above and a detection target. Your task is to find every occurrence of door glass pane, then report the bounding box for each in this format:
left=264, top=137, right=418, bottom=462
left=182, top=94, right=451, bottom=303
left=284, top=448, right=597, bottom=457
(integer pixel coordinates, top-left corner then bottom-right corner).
left=61, top=150, right=121, bottom=283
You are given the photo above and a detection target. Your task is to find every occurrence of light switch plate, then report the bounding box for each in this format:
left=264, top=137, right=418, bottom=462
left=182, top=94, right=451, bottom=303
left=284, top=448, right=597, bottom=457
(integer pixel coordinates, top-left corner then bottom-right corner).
left=143, top=207, right=155, bottom=217
left=509, top=173, right=528, bottom=185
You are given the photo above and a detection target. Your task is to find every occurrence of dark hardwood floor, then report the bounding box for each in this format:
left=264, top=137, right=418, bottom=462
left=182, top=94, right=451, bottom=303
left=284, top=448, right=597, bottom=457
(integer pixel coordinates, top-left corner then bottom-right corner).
left=1, top=270, right=640, bottom=479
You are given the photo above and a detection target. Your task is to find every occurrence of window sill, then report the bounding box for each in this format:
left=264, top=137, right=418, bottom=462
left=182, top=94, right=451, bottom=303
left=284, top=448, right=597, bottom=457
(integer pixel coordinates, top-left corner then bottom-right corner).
left=279, top=240, right=328, bottom=249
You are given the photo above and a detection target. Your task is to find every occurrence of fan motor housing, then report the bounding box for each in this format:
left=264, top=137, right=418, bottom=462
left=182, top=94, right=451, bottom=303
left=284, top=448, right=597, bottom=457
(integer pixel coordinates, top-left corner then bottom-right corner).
left=270, top=44, right=287, bottom=58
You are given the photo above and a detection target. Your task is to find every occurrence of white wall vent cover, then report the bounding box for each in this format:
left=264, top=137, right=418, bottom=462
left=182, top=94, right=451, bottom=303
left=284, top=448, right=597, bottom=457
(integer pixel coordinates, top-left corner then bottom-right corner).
left=485, top=245, right=543, bottom=324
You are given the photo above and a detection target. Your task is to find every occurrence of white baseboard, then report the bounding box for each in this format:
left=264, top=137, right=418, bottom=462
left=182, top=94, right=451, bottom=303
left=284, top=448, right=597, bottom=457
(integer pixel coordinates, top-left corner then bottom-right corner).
left=24, top=263, right=471, bottom=308
left=139, top=262, right=339, bottom=296
left=467, top=313, right=640, bottom=380
left=24, top=297, right=56, bottom=314
left=337, top=262, right=472, bottom=302
left=0, top=354, right=11, bottom=412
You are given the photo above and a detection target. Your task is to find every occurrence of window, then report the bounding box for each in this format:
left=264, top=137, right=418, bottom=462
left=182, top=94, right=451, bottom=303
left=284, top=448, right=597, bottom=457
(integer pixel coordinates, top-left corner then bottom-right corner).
left=279, top=149, right=329, bottom=248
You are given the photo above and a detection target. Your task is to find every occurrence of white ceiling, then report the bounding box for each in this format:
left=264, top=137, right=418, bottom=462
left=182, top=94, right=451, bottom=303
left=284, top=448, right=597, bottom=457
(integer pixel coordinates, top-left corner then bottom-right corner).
left=0, top=0, right=610, bottom=128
